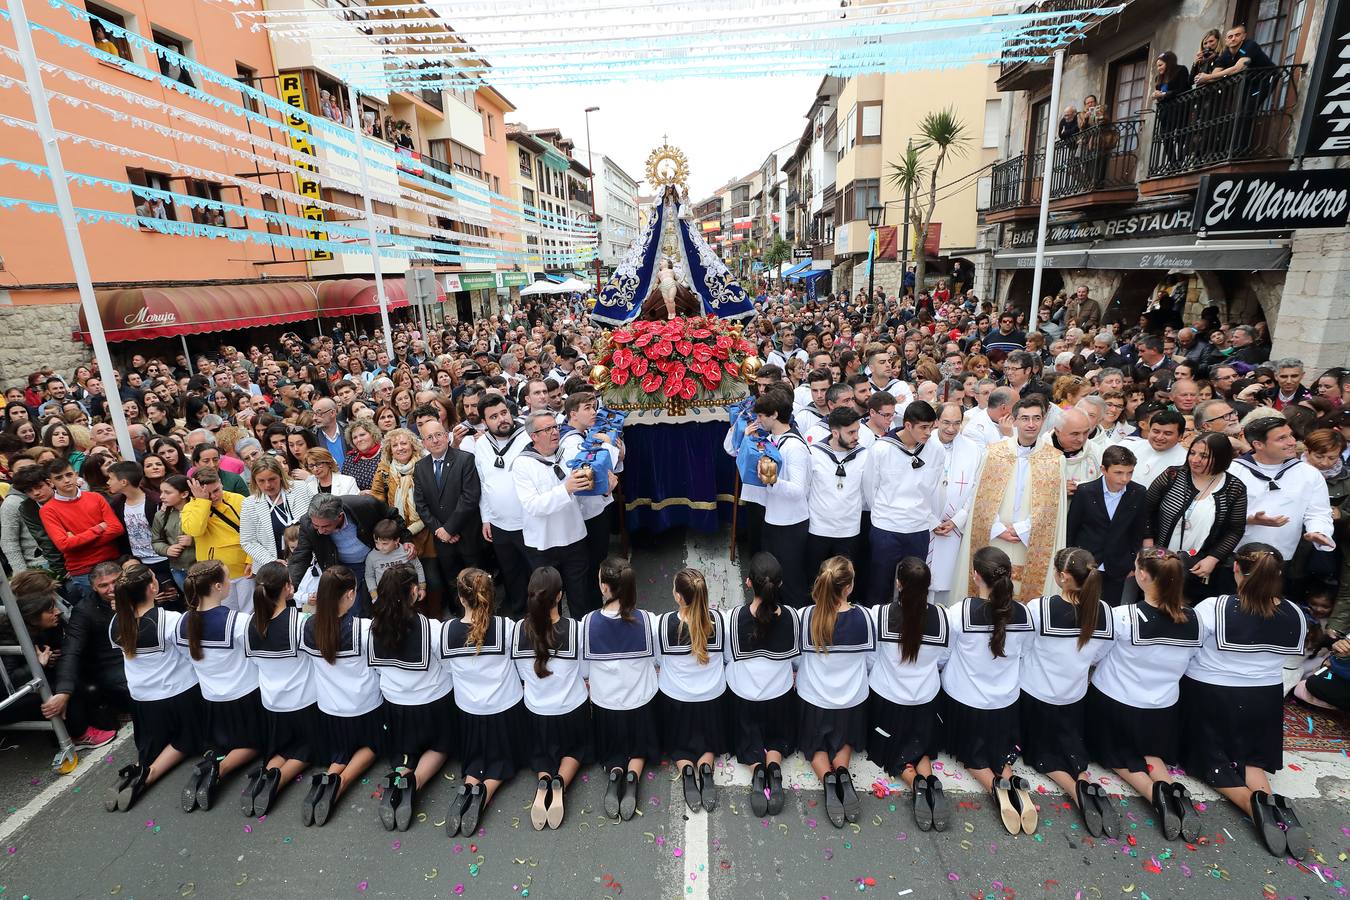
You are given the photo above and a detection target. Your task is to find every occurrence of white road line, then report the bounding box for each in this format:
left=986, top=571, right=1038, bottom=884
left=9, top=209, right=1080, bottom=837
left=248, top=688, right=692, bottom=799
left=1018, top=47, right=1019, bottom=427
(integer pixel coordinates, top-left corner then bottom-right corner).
left=681, top=793, right=711, bottom=900
left=0, top=728, right=131, bottom=846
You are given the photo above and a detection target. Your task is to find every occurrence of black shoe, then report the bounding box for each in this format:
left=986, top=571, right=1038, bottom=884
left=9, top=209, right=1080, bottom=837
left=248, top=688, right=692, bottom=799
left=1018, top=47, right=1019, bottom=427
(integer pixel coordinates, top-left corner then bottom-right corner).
left=1170, top=782, right=1201, bottom=844
left=194, top=753, right=220, bottom=812
left=603, top=768, right=623, bottom=820
left=241, top=766, right=266, bottom=818
left=181, top=755, right=211, bottom=813
left=822, top=772, right=845, bottom=828
left=1151, top=781, right=1181, bottom=840
left=108, top=763, right=146, bottom=812
left=460, top=783, right=486, bottom=835
left=913, top=778, right=933, bottom=832
left=766, top=762, right=786, bottom=816
left=107, top=763, right=136, bottom=812
left=312, top=773, right=340, bottom=827
left=1091, top=784, right=1119, bottom=838
left=255, top=768, right=282, bottom=818
left=1272, top=794, right=1309, bottom=861
left=619, top=770, right=639, bottom=821
left=836, top=767, right=861, bottom=823
left=444, top=784, right=470, bottom=836
left=1250, top=790, right=1287, bottom=857
left=394, top=773, right=416, bottom=832
left=301, top=773, right=325, bottom=827
left=749, top=766, right=769, bottom=817
left=1077, top=780, right=1104, bottom=837
left=546, top=776, right=565, bottom=830
left=378, top=772, right=400, bottom=831
left=681, top=764, right=701, bottom=813
left=699, top=763, right=717, bottom=813
left=927, top=775, right=949, bottom=832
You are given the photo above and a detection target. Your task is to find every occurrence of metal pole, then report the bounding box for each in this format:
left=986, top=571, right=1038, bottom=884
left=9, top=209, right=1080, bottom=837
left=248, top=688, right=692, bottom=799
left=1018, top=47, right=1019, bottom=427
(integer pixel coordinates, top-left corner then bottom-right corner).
left=9, top=0, right=135, bottom=461
left=346, top=83, right=395, bottom=359
left=867, top=226, right=877, bottom=304
left=900, top=138, right=912, bottom=299
left=584, top=107, right=602, bottom=298
left=1029, top=47, right=1065, bottom=331
left=181, top=334, right=194, bottom=376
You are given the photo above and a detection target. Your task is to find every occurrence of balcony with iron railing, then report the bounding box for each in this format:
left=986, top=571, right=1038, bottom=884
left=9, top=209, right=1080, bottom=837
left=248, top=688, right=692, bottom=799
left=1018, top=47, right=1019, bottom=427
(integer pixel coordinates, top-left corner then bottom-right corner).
left=997, top=0, right=1138, bottom=92
left=1141, top=64, right=1303, bottom=192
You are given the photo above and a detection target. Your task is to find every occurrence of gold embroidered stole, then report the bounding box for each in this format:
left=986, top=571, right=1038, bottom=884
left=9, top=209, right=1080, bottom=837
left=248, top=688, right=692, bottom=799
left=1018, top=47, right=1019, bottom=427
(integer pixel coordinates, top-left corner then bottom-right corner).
left=967, top=442, right=1063, bottom=602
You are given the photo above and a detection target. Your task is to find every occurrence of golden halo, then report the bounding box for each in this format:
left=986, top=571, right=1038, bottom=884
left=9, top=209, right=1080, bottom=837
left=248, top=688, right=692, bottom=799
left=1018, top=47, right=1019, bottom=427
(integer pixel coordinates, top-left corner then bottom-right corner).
left=645, top=142, right=689, bottom=191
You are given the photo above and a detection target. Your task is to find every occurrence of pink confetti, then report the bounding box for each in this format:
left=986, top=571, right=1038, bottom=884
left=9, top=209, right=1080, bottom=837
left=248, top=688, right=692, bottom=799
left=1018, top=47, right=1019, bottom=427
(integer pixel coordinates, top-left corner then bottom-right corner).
left=391, top=840, right=400, bottom=850
left=673, top=847, right=684, bottom=858
left=357, top=881, right=368, bottom=892
left=453, top=884, right=465, bottom=895
left=243, top=825, right=252, bottom=833
left=947, top=872, right=960, bottom=882
left=6, top=846, right=16, bottom=855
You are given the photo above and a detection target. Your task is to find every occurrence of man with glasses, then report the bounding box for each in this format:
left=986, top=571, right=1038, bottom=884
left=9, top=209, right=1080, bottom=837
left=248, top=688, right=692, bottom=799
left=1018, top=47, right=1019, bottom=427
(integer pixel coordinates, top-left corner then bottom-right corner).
left=953, top=398, right=1068, bottom=603
left=1192, top=398, right=1249, bottom=455
left=311, top=397, right=348, bottom=469
left=512, top=410, right=592, bottom=616
left=413, top=419, right=483, bottom=618
left=854, top=390, right=895, bottom=449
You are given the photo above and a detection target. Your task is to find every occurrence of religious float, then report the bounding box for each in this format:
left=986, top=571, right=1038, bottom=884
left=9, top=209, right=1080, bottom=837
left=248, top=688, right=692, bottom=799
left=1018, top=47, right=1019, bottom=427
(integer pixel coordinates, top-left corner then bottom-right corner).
left=588, top=142, right=760, bottom=533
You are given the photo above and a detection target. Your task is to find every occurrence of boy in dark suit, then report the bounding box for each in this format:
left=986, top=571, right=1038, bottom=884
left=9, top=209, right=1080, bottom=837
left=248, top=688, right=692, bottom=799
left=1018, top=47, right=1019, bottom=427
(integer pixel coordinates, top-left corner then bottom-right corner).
left=1066, top=445, right=1148, bottom=606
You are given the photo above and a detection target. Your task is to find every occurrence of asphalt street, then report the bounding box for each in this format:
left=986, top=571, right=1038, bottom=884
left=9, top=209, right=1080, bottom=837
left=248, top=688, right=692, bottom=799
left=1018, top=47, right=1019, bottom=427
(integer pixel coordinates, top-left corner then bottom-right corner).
left=2, top=528, right=1348, bottom=900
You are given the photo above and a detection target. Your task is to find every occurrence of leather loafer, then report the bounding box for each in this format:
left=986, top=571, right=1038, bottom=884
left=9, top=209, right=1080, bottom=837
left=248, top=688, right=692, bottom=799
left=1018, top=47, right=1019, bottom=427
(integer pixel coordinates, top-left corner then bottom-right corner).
left=619, top=770, right=639, bottom=821
left=1250, top=790, right=1287, bottom=857
left=912, top=778, right=933, bottom=832
left=445, top=784, right=470, bottom=837
left=749, top=766, right=769, bottom=817
left=822, top=772, right=845, bottom=828
left=766, top=762, right=786, bottom=816
left=603, top=768, right=623, bottom=820
left=927, top=775, right=949, bottom=832
left=681, top=764, right=701, bottom=813
left=836, top=767, right=861, bottom=823
left=1152, top=781, right=1180, bottom=841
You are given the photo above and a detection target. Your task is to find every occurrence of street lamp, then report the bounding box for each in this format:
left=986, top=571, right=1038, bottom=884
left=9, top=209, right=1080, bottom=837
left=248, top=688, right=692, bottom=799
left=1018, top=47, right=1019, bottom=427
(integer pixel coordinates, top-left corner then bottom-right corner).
left=866, top=204, right=883, bottom=304
left=583, top=106, right=603, bottom=299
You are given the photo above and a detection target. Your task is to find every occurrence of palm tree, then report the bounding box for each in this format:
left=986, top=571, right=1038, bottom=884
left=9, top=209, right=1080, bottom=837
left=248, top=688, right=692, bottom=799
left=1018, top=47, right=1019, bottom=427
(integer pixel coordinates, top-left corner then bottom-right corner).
left=886, top=108, right=971, bottom=297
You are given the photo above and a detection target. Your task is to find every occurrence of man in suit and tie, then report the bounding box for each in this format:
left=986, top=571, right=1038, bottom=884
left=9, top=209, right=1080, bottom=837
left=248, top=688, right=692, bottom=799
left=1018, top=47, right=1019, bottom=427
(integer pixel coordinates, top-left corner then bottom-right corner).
left=1066, top=444, right=1147, bottom=606
left=413, top=418, right=483, bottom=616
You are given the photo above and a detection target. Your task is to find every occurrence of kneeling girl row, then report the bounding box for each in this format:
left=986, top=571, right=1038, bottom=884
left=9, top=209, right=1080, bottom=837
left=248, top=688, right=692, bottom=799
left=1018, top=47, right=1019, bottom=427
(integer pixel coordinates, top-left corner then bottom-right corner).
left=104, top=542, right=1308, bottom=860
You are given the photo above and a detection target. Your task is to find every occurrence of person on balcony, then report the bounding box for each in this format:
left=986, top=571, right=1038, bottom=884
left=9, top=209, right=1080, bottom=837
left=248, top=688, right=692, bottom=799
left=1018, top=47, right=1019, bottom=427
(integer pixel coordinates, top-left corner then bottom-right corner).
left=1191, top=29, right=1223, bottom=82
left=1154, top=52, right=1193, bottom=103
left=1194, top=24, right=1274, bottom=86
left=1057, top=105, right=1080, bottom=145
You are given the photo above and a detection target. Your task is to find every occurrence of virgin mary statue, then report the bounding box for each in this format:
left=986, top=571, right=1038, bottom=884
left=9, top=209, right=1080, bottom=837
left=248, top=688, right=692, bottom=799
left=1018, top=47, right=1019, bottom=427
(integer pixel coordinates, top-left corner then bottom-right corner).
left=638, top=258, right=701, bottom=321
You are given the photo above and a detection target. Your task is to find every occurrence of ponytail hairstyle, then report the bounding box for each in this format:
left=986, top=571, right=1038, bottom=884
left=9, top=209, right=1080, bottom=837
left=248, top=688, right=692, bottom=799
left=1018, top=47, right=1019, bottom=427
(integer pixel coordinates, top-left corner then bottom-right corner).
left=524, top=566, right=563, bottom=679
left=1134, top=547, right=1187, bottom=623
left=182, top=559, right=227, bottom=661
left=1234, top=542, right=1283, bottom=618
left=747, top=552, right=783, bottom=643
left=892, top=557, right=931, bottom=664
left=673, top=568, right=712, bottom=665
left=457, top=567, right=495, bottom=653
left=972, top=546, right=1015, bottom=658
left=809, top=556, right=855, bottom=653
left=371, top=564, right=419, bottom=654
left=250, top=561, right=291, bottom=638
left=599, top=556, right=637, bottom=622
left=313, top=566, right=357, bottom=664
left=112, top=562, right=155, bottom=659
left=1054, top=547, right=1103, bottom=649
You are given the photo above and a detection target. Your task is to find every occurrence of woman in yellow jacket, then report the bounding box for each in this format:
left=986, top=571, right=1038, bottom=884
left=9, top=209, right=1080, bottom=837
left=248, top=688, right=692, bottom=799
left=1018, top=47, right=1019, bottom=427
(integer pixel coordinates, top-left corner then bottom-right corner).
left=181, top=471, right=254, bottom=612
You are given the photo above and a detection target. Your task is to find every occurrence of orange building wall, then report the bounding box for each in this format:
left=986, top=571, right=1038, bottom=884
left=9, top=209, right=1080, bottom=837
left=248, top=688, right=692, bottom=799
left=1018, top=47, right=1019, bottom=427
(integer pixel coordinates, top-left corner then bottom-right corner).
left=0, top=0, right=310, bottom=304
left=474, top=86, right=515, bottom=273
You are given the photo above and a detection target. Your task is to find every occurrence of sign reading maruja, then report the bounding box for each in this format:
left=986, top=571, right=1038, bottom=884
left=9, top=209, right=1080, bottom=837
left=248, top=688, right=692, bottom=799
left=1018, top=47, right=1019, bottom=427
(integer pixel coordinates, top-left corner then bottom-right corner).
left=123, top=307, right=177, bottom=328
left=1194, top=170, right=1350, bottom=234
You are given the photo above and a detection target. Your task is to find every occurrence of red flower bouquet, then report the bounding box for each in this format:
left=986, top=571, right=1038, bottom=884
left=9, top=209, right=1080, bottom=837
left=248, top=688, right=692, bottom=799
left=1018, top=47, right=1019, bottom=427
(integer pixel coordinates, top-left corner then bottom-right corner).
left=591, top=316, right=755, bottom=413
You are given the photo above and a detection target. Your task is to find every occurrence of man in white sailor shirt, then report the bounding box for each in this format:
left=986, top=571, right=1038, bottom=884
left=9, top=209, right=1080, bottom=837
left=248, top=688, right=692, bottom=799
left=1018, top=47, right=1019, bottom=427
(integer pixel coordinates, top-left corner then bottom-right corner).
left=807, top=407, right=868, bottom=582
left=755, top=386, right=813, bottom=608
left=793, top=368, right=833, bottom=436
left=473, top=393, right=533, bottom=617
left=856, top=390, right=897, bottom=449
left=1230, top=417, right=1335, bottom=563
left=865, top=349, right=915, bottom=405
left=803, top=383, right=856, bottom=446
left=512, top=410, right=593, bottom=617
left=1108, top=408, right=1187, bottom=489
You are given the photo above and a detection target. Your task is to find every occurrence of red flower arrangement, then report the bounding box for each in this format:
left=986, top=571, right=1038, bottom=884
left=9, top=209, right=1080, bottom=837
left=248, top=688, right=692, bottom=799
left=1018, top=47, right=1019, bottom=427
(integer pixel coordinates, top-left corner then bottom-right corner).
left=593, top=316, right=755, bottom=409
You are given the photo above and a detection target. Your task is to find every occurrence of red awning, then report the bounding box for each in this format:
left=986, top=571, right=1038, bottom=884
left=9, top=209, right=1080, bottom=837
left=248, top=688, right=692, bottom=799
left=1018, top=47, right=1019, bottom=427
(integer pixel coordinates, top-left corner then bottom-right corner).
left=316, top=278, right=444, bottom=318
left=80, top=282, right=320, bottom=343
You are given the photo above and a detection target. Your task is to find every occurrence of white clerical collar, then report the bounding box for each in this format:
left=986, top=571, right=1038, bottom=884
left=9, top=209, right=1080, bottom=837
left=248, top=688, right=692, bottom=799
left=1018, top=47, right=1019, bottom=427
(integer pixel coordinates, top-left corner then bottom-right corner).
left=1015, top=441, right=1037, bottom=457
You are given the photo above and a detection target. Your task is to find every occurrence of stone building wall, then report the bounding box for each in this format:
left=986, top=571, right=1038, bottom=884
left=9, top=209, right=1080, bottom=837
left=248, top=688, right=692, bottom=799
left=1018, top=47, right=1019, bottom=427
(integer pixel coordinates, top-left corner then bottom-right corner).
left=1270, top=230, right=1350, bottom=373
left=0, top=298, right=89, bottom=385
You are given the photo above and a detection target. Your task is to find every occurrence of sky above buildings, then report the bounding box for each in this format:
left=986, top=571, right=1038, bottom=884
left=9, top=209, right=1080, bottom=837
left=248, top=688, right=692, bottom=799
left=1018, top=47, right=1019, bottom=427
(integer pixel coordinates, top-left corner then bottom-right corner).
left=508, top=75, right=819, bottom=199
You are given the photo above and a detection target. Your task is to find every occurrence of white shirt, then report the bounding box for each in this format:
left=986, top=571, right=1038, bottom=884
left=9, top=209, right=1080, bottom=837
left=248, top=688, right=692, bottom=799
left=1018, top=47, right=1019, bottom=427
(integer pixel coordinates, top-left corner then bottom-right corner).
left=441, top=616, right=522, bottom=715
left=961, top=407, right=1005, bottom=447
left=1091, top=602, right=1201, bottom=709
left=868, top=602, right=951, bottom=705
left=559, top=430, right=621, bottom=520
left=656, top=611, right=727, bottom=703
left=807, top=442, right=867, bottom=538
left=369, top=614, right=453, bottom=706
left=940, top=598, right=1033, bottom=710
left=112, top=608, right=199, bottom=702
left=302, top=615, right=383, bottom=717
left=793, top=404, right=828, bottom=436
left=862, top=433, right=945, bottom=534
left=1108, top=436, right=1186, bottom=489
left=1229, top=456, right=1335, bottom=558
left=474, top=428, right=530, bottom=532
left=1187, top=595, right=1307, bottom=688
left=512, top=448, right=586, bottom=550
left=762, top=429, right=812, bottom=526
left=722, top=604, right=800, bottom=702
left=582, top=608, right=660, bottom=711
left=176, top=607, right=258, bottom=703
left=796, top=605, right=876, bottom=710
left=244, top=607, right=317, bottom=713
left=513, top=617, right=589, bottom=716
left=1019, top=595, right=1114, bottom=705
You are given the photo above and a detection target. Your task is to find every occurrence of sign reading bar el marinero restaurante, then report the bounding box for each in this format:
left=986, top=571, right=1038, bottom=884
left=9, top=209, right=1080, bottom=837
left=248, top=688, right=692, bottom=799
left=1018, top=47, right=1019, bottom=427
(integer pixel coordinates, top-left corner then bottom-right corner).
left=1194, top=170, right=1350, bottom=234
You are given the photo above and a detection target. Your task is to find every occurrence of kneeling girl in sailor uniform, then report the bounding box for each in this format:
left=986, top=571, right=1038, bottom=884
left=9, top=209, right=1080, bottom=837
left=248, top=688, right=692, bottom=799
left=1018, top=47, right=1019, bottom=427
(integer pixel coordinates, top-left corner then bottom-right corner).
left=106, top=562, right=202, bottom=812
left=1086, top=547, right=1203, bottom=842
left=1019, top=548, right=1116, bottom=837
left=797, top=556, right=875, bottom=828
left=940, top=546, right=1036, bottom=836
left=369, top=564, right=454, bottom=832
left=441, top=568, right=525, bottom=837
left=584, top=556, right=660, bottom=822
left=178, top=560, right=263, bottom=813
left=1182, top=544, right=1310, bottom=860
left=300, top=565, right=382, bottom=827
left=867, top=557, right=951, bottom=832
left=514, top=566, right=591, bottom=831
left=723, top=552, right=799, bottom=817
left=658, top=567, right=728, bottom=814
left=240, top=562, right=320, bottom=818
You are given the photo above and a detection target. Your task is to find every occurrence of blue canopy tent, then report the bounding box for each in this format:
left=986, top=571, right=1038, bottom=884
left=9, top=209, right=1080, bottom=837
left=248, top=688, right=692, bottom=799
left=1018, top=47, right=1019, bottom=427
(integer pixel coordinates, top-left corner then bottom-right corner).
left=780, top=260, right=811, bottom=279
